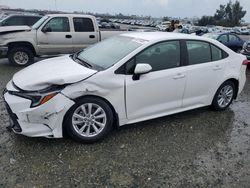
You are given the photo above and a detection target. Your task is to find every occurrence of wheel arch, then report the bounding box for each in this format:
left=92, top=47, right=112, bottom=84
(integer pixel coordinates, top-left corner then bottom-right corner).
left=218, top=78, right=239, bottom=99
left=7, top=41, right=37, bottom=56
left=62, top=94, right=120, bottom=138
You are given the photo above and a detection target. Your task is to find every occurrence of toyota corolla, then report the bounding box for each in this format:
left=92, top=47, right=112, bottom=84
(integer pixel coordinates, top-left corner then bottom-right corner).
left=3, top=32, right=248, bottom=143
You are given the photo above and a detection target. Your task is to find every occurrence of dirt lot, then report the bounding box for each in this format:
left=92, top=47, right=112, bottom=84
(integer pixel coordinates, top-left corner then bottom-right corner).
left=0, top=58, right=250, bottom=188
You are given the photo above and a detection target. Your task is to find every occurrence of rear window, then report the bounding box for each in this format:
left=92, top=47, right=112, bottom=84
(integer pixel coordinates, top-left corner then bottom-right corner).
left=211, top=45, right=223, bottom=61
left=4, top=16, right=26, bottom=26
left=27, top=16, right=41, bottom=26
left=187, top=41, right=211, bottom=65
left=73, top=18, right=94, bottom=32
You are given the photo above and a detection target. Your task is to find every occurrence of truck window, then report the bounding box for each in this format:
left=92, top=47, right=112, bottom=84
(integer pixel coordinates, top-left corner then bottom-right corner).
left=73, top=18, right=94, bottom=32
left=43, top=17, right=70, bottom=32
left=27, top=16, right=41, bottom=26
left=4, top=16, right=26, bottom=26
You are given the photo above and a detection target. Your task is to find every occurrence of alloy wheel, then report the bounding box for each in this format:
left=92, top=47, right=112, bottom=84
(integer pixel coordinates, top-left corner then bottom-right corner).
left=217, top=85, right=234, bottom=108
left=72, top=103, right=107, bottom=138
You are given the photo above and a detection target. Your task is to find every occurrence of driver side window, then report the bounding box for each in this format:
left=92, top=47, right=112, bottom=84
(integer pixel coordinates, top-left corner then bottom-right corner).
left=218, top=35, right=228, bottom=43
left=43, top=17, right=70, bottom=32
left=127, top=41, right=180, bottom=73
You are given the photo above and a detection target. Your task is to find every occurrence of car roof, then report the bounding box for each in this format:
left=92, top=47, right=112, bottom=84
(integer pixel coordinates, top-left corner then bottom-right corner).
left=121, top=32, right=216, bottom=43
left=7, top=14, right=42, bottom=18
left=47, top=14, right=95, bottom=19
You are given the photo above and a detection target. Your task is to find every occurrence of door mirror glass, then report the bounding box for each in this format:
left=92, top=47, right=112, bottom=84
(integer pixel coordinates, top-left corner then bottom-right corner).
left=42, top=27, right=52, bottom=33
left=134, top=64, right=152, bottom=75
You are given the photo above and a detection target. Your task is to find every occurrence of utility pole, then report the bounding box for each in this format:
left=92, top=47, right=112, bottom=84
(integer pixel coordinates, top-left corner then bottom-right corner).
left=54, top=0, right=57, bottom=11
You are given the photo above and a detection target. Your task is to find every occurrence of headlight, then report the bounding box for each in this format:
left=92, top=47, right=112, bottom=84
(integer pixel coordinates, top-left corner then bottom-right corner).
left=9, top=84, right=65, bottom=108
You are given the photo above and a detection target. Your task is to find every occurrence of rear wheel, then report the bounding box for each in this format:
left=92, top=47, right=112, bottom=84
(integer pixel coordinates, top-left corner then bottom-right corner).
left=8, top=46, right=34, bottom=66
left=64, top=97, right=114, bottom=143
left=212, top=81, right=236, bottom=111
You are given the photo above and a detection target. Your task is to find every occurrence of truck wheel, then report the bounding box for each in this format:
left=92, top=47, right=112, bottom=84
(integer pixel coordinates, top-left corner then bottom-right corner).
left=8, top=46, right=34, bottom=66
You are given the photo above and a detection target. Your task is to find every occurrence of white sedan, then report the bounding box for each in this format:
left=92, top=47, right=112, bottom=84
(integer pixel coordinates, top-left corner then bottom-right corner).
left=3, top=32, right=248, bottom=143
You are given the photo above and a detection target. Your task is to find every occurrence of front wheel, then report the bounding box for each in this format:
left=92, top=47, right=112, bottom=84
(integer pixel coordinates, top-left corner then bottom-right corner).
left=212, top=81, right=236, bottom=111
left=64, top=97, right=114, bottom=143
left=8, top=46, right=34, bottom=66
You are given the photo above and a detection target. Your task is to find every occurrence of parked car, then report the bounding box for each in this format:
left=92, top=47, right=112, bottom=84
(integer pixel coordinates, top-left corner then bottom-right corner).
left=242, top=41, right=250, bottom=66
left=0, top=14, right=128, bottom=66
left=203, top=33, right=245, bottom=52
left=0, top=15, right=42, bottom=27
left=239, top=27, right=250, bottom=35
left=156, top=21, right=171, bottom=31
left=3, top=32, right=248, bottom=143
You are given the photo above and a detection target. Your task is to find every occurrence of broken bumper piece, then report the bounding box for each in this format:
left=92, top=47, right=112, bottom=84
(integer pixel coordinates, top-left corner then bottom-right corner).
left=3, top=92, right=75, bottom=138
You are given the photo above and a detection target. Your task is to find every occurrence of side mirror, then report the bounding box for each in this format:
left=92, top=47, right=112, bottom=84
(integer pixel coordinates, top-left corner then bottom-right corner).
left=133, top=64, right=152, bottom=80
left=42, top=27, right=52, bottom=33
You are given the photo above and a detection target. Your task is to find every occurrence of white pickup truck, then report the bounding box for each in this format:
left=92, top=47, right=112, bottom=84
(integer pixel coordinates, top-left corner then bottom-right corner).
left=0, top=14, right=128, bottom=66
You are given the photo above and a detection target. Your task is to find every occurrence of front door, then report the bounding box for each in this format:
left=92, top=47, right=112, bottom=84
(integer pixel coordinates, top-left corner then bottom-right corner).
left=125, top=41, right=187, bottom=121
left=37, top=17, right=73, bottom=55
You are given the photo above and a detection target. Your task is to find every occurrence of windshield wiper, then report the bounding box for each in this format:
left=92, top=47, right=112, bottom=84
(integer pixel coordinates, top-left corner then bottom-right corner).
left=72, top=53, right=93, bottom=69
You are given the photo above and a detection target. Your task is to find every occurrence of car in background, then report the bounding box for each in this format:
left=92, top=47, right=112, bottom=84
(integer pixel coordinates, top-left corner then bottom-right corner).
left=3, top=32, right=248, bottom=143
left=242, top=41, right=250, bottom=66
left=203, top=33, right=245, bottom=52
left=239, top=27, right=250, bottom=35
left=0, top=15, right=42, bottom=27
left=156, top=21, right=171, bottom=31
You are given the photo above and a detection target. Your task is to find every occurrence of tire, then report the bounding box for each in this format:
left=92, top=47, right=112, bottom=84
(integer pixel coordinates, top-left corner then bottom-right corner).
left=64, top=97, right=114, bottom=143
left=8, top=46, right=34, bottom=66
left=212, top=81, right=236, bottom=111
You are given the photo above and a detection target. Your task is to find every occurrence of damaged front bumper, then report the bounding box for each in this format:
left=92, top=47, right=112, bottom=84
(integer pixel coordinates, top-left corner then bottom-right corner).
left=3, top=91, right=75, bottom=138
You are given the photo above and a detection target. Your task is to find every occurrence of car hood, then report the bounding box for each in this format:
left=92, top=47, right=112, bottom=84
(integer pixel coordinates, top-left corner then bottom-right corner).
left=13, top=55, right=97, bottom=91
left=0, top=26, right=31, bottom=34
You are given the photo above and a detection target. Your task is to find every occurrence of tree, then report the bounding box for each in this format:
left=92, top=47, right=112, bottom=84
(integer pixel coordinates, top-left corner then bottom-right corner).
left=198, top=16, right=215, bottom=26
left=198, top=0, right=246, bottom=27
left=232, top=0, right=246, bottom=26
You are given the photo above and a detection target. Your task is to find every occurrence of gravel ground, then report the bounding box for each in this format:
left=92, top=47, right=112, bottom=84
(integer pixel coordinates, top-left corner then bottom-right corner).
left=0, top=58, right=250, bottom=188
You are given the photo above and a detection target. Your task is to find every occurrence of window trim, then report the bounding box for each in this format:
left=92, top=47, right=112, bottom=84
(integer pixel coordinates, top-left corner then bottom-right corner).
left=115, top=39, right=185, bottom=75
left=42, top=17, right=70, bottom=32
left=184, top=39, right=229, bottom=66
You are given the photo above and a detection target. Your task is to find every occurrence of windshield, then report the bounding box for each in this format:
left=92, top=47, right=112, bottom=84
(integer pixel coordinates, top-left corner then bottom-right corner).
left=77, top=36, right=146, bottom=70
left=32, top=16, right=49, bottom=29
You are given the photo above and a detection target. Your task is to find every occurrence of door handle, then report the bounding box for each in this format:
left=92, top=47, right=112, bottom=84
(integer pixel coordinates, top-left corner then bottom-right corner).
left=89, top=35, right=95, bottom=39
left=213, top=65, right=222, bottom=70
left=173, top=73, right=185, bottom=79
left=65, top=35, right=72, bottom=39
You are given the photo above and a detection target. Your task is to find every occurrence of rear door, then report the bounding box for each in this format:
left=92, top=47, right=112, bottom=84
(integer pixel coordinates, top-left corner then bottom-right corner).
left=72, top=17, right=99, bottom=52
left=182, top=40, right=227, bottom=108
left=37, top=17, right=73, bottom=55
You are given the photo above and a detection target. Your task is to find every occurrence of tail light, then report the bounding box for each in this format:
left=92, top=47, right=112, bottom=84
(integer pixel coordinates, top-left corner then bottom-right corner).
left=242, top=59, right=249, bottom=66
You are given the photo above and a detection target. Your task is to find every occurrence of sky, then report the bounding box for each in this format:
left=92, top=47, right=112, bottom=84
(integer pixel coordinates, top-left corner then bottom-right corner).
left=0, top=0, right=250, bottom=21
